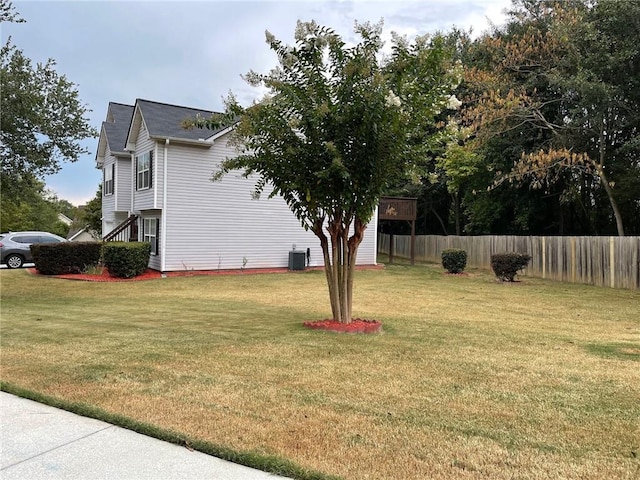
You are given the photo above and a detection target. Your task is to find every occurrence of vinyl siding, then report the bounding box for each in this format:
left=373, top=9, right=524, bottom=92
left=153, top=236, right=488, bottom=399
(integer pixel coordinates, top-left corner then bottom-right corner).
left=160, top=135, right=377, bottom=272
left=115, top=155, right=132, bottom=212
left=102, top=211, right=129, bottom=239
left=132, top=123, right=157, bottom=211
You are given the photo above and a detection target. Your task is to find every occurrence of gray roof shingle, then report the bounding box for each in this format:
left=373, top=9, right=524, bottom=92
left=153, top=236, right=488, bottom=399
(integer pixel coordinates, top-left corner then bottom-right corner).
left=136, top=99, right=223, bottom=141
left=104, top=102, right=134, bottom=153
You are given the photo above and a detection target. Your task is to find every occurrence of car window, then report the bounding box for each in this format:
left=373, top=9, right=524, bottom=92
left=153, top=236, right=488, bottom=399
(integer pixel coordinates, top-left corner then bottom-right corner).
left=38, top=235, right=63, bottom=243
left=12, top=235, right=39, bottom=243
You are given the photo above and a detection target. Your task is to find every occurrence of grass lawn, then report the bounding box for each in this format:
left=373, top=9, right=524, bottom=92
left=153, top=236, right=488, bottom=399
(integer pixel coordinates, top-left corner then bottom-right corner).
left=1, top=260, right=639, bottom=479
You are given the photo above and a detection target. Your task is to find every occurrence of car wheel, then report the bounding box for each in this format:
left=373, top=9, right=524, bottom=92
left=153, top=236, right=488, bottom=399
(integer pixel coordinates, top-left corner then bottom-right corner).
left=5, top=254, right=24, bottom=269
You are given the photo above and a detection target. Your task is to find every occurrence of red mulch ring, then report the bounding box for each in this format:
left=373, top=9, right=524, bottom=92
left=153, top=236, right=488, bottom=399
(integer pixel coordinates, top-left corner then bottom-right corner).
left=303, top=318, right=382, bottom=334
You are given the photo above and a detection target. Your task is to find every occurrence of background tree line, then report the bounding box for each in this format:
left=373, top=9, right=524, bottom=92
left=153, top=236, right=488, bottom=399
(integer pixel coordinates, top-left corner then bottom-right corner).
left=0, top=0, right=101, bottom=236
left=383, top=0, right=639, bottom=237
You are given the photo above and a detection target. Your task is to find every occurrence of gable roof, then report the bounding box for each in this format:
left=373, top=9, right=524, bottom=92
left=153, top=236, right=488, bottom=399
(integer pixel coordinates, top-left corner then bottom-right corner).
left=125, top=99, right=225, bottom=149
left=96, top=102, right=134, bottom=166
left=105, top=103, right=134, bottom=152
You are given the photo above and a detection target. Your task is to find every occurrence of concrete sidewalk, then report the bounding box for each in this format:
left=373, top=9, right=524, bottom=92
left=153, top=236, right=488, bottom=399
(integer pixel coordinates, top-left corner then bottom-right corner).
left=0, top=392, right=292, bottom=479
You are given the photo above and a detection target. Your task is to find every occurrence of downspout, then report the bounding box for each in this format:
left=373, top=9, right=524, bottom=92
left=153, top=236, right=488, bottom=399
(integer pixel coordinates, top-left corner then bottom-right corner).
left=130, top=151, right=135, bottom=219
left=373, top=206, right=378, bottom=266
left=113, top=162, right=118, bottom=212
left=153, top=143, right=159, bottom=208
left=161, top=139, right=169, bottom=272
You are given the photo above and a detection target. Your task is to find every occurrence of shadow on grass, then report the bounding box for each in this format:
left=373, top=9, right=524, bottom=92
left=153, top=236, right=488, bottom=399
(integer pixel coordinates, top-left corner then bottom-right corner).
left=584, top=343, right=640, bottom=362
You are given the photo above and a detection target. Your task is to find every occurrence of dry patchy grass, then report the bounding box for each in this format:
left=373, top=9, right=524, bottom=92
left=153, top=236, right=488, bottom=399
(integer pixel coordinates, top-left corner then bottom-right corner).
left=1, top=263, right=639, bottom=479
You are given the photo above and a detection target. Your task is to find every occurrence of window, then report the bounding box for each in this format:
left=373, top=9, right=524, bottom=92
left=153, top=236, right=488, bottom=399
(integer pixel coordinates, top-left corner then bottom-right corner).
left=38, top=235, right=63, bottom=243
left=136, top=151, right=153, bottom=190
left=142, top=217, right=159, bottom=255
left=12, top=236, right=39, bottom=244
left=104, top=164, right=114, bottom=195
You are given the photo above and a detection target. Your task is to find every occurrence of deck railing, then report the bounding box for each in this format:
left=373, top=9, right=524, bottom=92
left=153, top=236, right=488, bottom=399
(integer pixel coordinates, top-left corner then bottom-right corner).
left=103, top=215, right=138, bottom=243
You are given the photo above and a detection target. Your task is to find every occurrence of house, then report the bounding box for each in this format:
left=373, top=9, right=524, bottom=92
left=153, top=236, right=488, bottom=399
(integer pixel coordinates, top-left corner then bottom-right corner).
left=67, top=226, right=99, bottom=242
left=96, top=99, right=378, bottom=272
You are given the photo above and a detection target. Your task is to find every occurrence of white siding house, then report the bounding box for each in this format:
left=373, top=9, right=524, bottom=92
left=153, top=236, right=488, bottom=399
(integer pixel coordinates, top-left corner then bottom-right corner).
left=97, top=98, right=377, bottom=272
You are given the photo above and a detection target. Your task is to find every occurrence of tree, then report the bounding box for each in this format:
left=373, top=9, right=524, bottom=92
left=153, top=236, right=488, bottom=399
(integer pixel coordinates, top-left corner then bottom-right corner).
left=74, top=185, right=103, bottom=237
left=461, top=0, right=639, bottom=235
left=0, top=175, right=62, bottom=233
left=193, top=21, right=456, bottom=323
left=0, top=0, right=97, bottom=200
left=0, top=0, right=22, bottom=23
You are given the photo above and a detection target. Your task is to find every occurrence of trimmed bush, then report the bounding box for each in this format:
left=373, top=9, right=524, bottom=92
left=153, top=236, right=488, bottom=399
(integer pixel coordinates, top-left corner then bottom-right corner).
left=102, top=242, right=151, bottom=278
left=491, top=253, right=532, bottom=282
left=31, top=241, right=102, bottom=275
left=441, top=248, right=467, bottom=274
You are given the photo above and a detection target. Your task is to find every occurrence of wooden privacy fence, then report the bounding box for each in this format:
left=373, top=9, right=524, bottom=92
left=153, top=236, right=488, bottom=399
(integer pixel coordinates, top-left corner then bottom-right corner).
left=378, top=234, right=640, bottom=290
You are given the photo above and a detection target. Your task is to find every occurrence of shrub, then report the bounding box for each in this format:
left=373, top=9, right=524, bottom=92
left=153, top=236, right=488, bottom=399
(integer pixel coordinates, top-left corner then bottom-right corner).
left=102, top=242, right=151, bottom=278
left=491, top=253, right=532, bottom=282
left=32, top=241, right=102, bottom=275
left=441, top=248, right=467, bottom=274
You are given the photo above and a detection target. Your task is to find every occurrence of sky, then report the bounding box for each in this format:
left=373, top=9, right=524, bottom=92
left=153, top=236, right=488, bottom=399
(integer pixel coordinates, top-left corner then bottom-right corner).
left=3, top=0, right=512, bottom=206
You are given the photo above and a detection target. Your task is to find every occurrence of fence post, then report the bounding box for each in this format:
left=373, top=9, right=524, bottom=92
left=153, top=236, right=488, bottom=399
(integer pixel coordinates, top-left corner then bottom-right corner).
left=542, top=237, right=546, bottom=279
left=571, top=237, right=576, bottom=283
left=410, top=220, right=415, bottom=266
left=389, top=233, right=394, bottom=264
left=610, top=236, right=615, bottom=288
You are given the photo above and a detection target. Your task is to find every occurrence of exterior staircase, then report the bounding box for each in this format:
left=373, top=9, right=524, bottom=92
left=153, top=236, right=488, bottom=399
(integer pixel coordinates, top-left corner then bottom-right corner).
left=103, top=214, right=138, bottom=242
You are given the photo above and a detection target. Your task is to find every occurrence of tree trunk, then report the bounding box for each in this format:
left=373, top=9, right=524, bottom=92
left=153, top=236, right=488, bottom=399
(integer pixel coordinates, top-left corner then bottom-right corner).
left=597, top=122, right=625, bottom=236
left=452, top=192, right=461, bottom=235
left=328, top=219, right=342, bottom=321
left=430, top=208, right=448, bottom=235
left=345, top=216, right=366, bottom=322
left=311, top=214, right=366, bottom=324
left=596, top=165, right=625, bottom=236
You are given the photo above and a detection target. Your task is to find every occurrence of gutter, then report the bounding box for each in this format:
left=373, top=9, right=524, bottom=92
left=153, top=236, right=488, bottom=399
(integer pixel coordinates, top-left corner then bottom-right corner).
left=149, top=135, right=213, bottom=147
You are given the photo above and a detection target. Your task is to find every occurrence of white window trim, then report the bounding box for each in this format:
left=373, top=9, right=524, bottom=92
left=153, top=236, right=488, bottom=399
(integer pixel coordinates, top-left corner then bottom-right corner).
left=104, top=164, right=114, bottom=196
left=136, top=152, right=151, bottom=190
left=143, top=217, right=158, bottom=255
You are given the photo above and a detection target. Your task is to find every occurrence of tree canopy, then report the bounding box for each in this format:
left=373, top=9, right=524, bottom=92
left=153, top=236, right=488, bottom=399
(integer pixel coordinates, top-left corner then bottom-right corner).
left=384, top=0, right=640, bottom=237
left=462, top=0, right=639, bottom=236
left=0, top=176, right=74, bottom=236
left=0, top=0, right=97, bottom=201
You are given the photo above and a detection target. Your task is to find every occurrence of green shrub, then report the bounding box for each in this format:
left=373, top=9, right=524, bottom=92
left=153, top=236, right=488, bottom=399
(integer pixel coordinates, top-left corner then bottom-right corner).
left=491, top=253, right=532, bottom=282
left=441, top=248, right=467, bottom=274
left=32, top=241, right=102, bottom=275
left=102, top=242, right=151, bottom=278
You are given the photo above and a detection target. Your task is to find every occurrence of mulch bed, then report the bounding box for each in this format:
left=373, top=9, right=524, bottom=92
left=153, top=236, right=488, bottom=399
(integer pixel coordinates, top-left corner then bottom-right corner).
left=28, top=264, right=384, bottom=282
left=29, top=268, right=162, bottom=282
left=303, top=318, right=382, bottom=334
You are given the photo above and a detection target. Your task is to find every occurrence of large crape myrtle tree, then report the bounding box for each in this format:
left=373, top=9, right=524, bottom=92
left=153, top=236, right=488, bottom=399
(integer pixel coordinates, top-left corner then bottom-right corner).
left=195, top=21, right=458, bottom=323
